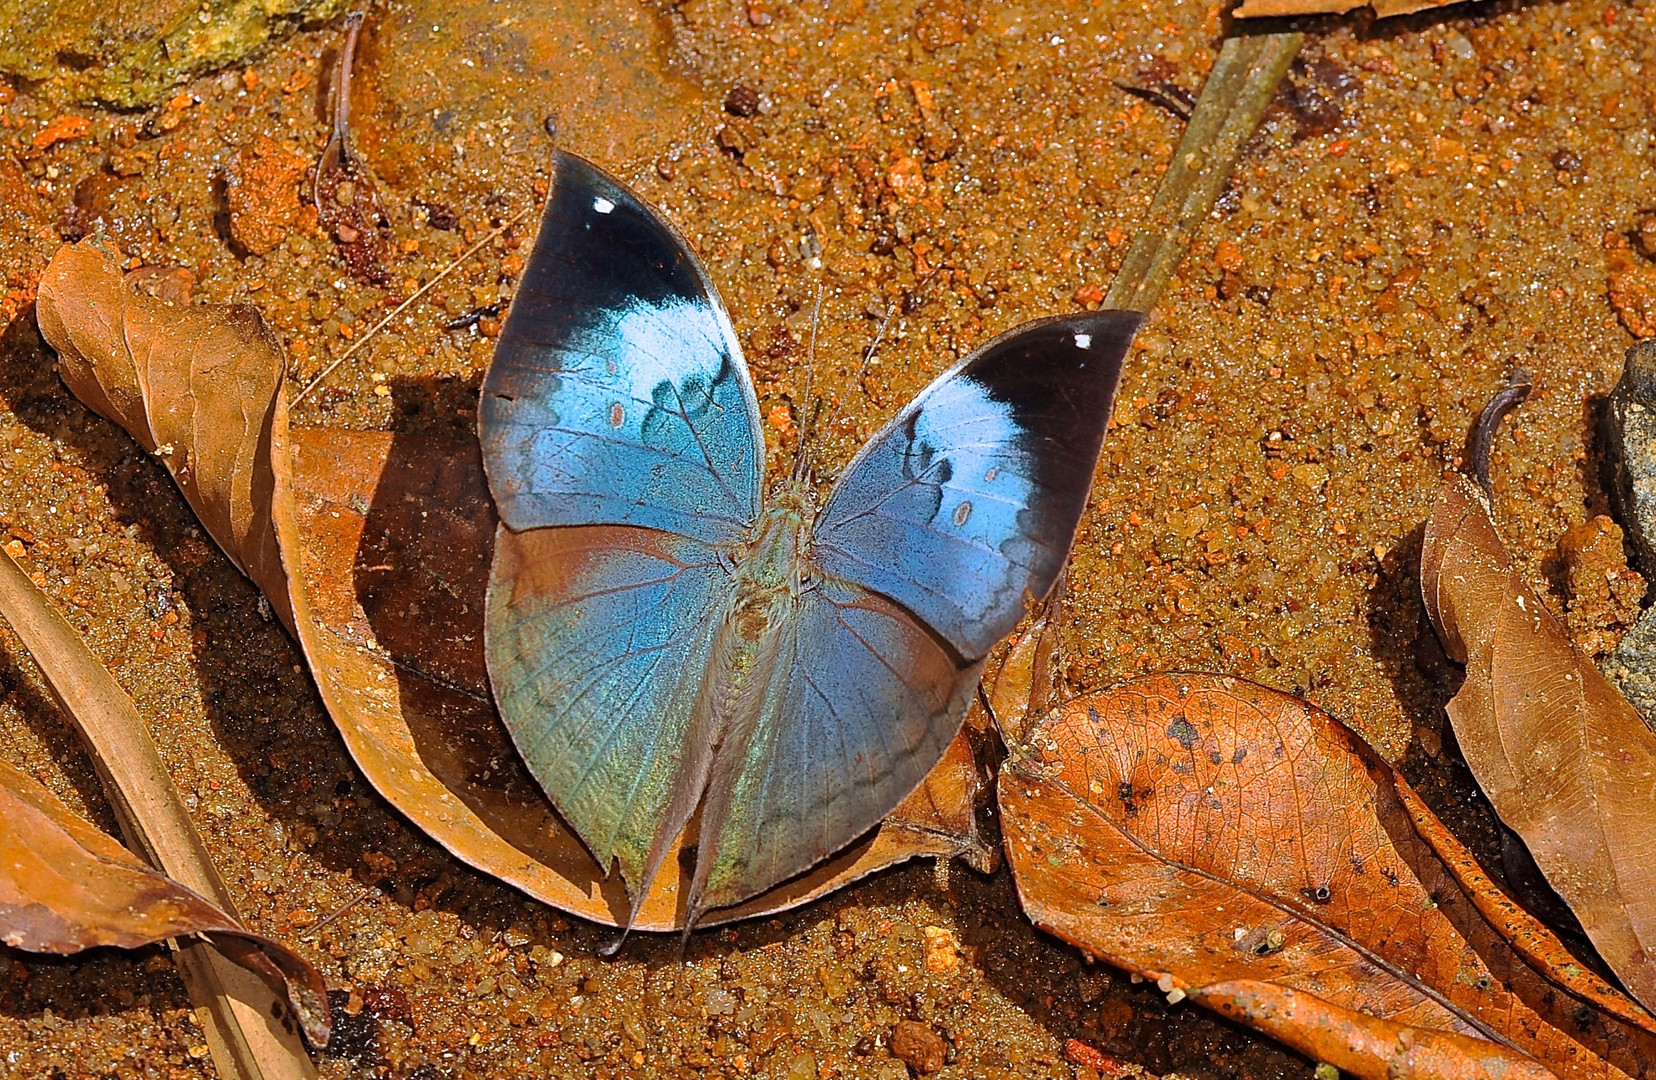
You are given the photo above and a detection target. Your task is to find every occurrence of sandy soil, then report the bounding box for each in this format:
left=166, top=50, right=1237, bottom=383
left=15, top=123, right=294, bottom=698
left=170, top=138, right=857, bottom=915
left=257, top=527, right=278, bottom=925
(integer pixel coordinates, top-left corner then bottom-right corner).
left=1, top=0, right=1654, bottom=1077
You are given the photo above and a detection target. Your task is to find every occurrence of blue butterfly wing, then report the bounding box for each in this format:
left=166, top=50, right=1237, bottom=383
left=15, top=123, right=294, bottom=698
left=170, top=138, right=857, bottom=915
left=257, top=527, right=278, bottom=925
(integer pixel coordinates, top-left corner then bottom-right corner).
left=690, top=577, right=978, bottom=914
left=687, top=313, right=1141, bottom=915
left=479, top=151, right=756, bottom=896
left=479, top=150, right=763, bottom=546
left=486, top=524, right=729, bottom=888
left=811, top=311, right=1144, bottom=660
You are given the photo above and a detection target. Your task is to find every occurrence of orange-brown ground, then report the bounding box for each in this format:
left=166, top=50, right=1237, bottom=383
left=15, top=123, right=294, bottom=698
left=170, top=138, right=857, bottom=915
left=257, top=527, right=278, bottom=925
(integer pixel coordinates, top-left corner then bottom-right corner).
left=1, top=0, right=1654, bottom=1077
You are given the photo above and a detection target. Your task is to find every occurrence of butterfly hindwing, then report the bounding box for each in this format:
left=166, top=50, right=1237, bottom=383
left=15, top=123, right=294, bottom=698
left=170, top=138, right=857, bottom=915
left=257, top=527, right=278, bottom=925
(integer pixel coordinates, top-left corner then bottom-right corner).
left=690, top=577, right=979, bottom=913
left=811, top=311, right=1144, bottom=660
left=479, top=150, right=763, bottom=546
left=486, top=524, right=729, bottom=888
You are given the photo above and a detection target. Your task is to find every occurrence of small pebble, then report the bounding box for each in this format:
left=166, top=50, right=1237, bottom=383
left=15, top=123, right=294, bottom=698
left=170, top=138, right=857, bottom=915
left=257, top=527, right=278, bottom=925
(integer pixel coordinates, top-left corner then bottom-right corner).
left=922, top=926, right=959, bottom=972
left=724, top=83, right=760, bottom=117
left=889, top=1020, right=946, bottom=1074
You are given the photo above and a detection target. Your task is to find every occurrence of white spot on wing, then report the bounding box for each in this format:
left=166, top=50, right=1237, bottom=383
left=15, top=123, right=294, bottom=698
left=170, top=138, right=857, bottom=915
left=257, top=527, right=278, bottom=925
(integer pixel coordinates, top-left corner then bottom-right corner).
left=1074, top=332, right=1092, bottom=349
left=593, top=196, right=616, bottom=214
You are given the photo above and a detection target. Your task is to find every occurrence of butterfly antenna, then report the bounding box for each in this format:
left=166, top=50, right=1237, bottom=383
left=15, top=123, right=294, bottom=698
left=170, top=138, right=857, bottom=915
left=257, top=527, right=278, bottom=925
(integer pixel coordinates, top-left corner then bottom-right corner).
left=790, top=285, right=826, bottom=484
left=816, top=297, right=894, bottom=458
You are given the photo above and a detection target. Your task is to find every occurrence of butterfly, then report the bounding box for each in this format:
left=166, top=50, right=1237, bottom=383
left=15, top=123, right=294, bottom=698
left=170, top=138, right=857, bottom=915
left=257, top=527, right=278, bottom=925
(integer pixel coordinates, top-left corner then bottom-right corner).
left=478, top=149, right=1142, bottom=938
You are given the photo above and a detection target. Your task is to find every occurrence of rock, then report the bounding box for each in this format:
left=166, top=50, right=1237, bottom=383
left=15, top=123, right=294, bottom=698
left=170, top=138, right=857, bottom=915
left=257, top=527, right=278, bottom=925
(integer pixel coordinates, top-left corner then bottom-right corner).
left=1610, top=618, right=1656, bottom=727
left=921, top=926, right=959, bottom=972
left=1604, top=340, right=1656, bottom=725
left=31, top=114, right=90, bottom=151
left=1605, top=341, right=1656, bottom=576
left=1291, top=462, right=1329, bottom=491
left=1559, top=515, right=1644, bottom=659
left=889, top=1020, right=947, bottom=1074
left=1609, top=247, right=1656, bottom=339
left=0, top=0, right=345, bottom=108
left=226, top=135, right=309, bottom=256
left=1636, top=213, right=1656, bottom=262
left=785, top=1050, right=818, bottom=1080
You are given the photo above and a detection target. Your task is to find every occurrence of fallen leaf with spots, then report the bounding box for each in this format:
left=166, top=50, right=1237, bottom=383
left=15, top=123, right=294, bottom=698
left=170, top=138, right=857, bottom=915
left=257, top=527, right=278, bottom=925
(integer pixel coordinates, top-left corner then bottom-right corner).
left=1421, top=383, right=1656, bottom=1014
left=998, top=673, right=1656, bottom=1080
left=33, top=238, right=987, bottom=932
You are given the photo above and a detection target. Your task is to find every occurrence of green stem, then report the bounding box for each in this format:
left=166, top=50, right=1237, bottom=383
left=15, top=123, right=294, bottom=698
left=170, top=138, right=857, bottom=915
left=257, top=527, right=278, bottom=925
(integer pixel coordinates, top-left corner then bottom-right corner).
left=1104, top=31, right=1304, bottom=315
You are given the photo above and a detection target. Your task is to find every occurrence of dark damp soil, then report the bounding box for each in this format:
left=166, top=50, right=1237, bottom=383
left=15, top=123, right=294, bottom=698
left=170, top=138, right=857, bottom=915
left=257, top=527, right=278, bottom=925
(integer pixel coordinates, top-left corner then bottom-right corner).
left=1, top=0, right=1654, bottom=1077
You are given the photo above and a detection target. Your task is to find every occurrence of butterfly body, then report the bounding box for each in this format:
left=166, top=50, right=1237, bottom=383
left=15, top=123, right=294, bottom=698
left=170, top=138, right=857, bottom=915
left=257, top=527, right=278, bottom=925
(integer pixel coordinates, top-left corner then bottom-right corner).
left=481, top=150, right=1142, bottom=928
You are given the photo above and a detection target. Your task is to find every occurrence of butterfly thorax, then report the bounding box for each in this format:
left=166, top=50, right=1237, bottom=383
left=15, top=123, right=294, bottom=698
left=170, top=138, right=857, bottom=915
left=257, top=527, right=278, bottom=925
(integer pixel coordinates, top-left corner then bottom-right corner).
left=699, top=490, right=815, bottom=777
left=725, top=488, right=814, bottom=653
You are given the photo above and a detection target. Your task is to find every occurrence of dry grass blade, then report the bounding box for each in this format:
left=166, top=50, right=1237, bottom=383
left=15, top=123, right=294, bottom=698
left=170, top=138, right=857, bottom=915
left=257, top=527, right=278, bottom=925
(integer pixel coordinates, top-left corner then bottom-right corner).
left=1104, top=31, right=1303, bottom=315
left=0, top=546, right=323, bottom=1079
left=0, top=754, right=329, bottom=1059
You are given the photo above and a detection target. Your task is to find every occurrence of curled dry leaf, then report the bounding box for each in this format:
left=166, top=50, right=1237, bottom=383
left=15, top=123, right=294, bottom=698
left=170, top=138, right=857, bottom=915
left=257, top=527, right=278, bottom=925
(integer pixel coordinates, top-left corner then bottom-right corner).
left=35, top=241, right=293, bottom=630
left=0, top=755, right=328, bottom=1042
left=34, top=238, right=987, bottom=931
left=999, top=673, right=1656, bottom=1080
left=1422, top=464, right=1656, bottom=1011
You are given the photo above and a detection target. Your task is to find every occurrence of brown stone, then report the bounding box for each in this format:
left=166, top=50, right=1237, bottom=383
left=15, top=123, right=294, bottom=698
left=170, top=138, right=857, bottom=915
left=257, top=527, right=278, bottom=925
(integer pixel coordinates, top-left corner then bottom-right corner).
left=889, top=1020, right=946, bottom=1074
left=1560, top=514, right=1644, bottom=659
left=1609, top=247, right=1656, bottom=339
left=226, top=135, right=308, bottom=256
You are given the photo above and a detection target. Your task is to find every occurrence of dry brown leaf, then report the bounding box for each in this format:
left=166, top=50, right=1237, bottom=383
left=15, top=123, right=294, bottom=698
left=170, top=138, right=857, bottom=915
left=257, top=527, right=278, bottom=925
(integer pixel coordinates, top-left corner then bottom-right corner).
left=974, top=578, right=1068, bottom=747
left=999, top=673, right=1656, bottom=1080
left=0, top=538, right=325, bottom=1077
left=282, top=427, right=992, bottom=928
left=35, top=240, right=293, bottom=630
left=33, top=238, right=988, bottom=932
left=1233, top=0, right=1454, bottom=18
left=1394, top=776, right=1656, bottom=1035
left=0, top=756, right=326, bottom=1022
left=1422, top=469, right=1656, bottom=1012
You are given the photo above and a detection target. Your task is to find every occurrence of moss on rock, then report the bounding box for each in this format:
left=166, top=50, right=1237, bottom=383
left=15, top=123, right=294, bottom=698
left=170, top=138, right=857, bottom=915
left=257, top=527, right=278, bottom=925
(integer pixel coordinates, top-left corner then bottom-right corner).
left=0, top=0, right=345, bottom=108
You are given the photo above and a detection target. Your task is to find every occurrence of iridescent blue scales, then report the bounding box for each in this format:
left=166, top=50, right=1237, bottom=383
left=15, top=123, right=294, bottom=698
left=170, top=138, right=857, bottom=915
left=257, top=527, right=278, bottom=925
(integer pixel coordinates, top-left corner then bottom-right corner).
left=479, top=150, right=1142, bottom=933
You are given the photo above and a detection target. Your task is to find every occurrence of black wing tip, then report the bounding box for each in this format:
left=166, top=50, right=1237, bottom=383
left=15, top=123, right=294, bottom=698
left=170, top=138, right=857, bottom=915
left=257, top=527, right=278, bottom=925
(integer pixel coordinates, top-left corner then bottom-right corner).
left=1028, top=307, right=1145, bottom=358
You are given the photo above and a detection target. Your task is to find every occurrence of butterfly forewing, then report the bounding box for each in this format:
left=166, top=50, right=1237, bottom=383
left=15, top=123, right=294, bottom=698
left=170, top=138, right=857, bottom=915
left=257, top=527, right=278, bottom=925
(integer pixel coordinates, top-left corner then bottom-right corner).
left=479, top=151, right=763, bottom=546
left=811, top=312, right=1144, bottom=659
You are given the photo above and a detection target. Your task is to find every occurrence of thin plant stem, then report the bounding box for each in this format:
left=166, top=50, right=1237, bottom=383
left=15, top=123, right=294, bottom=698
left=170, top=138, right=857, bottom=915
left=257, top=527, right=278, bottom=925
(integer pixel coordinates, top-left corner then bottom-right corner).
left=290, top=206, right=531, bottom=406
